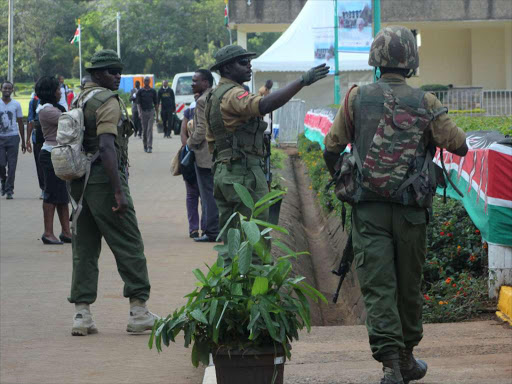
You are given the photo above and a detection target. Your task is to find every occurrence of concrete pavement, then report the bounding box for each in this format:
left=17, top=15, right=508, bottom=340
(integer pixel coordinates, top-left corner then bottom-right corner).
left=0, top=132, right=214, bottom=384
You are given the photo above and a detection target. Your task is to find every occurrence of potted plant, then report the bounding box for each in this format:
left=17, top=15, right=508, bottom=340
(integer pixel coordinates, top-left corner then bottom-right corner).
left=149, top=184, right=326, bottom=384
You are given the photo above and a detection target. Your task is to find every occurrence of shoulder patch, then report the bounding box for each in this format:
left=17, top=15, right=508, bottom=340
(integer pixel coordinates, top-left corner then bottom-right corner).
left=237, top=91, right=249, bottom=100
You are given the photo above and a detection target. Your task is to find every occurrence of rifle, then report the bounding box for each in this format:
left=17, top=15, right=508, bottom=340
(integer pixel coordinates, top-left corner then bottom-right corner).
left=263, top=114, right=273, bottom=188
left=332, top=229, right=354, bottom=304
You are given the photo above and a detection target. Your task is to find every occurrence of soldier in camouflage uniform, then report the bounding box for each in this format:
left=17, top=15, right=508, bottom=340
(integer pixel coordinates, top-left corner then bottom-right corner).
left=206, top=45, right=329, bottom=238
left=323, top=27, right=468, bottom=384
left=68, top=50, right=158, bottom=336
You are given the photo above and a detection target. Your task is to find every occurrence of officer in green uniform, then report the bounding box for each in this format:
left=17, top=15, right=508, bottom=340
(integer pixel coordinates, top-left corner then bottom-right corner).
left=206, top=45, right=329, bottom=237
left=68, top=50, right=158, bottom=336
left=323, top=27, right=468, bottom=383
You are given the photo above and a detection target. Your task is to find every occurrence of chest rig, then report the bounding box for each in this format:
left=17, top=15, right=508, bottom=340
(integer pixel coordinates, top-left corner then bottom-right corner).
left=82, top=89, right=134, bottom=169
left=206, top=83, right=267, bottom=163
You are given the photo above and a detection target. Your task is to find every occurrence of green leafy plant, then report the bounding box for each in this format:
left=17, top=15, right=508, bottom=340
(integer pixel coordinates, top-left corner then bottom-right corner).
left=149, top=184, right=327, bottom=367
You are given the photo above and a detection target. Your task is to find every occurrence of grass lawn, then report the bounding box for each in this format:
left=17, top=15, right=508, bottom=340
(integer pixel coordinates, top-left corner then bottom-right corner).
left=15, top=95, right=32, bottom=118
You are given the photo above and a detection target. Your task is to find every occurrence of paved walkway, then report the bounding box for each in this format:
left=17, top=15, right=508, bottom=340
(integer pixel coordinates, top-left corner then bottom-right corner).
left=0, top=131, right=214, bottom=384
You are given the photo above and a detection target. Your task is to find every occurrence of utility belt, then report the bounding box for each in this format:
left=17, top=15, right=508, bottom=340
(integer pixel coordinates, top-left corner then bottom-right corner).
left=214, top=151, right=263, bottom=172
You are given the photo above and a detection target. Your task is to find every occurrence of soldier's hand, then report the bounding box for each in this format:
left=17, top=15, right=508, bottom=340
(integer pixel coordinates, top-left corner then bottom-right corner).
left=113, top=191, right=129, bottom=217
left=301, top=63, right=330, bottom=86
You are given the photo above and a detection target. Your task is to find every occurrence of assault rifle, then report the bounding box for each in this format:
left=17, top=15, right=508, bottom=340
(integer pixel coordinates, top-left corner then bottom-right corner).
left=332, top=229, right=354, bottom=304
left=263, top=114, right=273, bottom=187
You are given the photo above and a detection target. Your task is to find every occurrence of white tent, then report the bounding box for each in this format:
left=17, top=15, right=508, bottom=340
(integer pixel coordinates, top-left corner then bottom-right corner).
left=251, top=0, right=373, bottom=111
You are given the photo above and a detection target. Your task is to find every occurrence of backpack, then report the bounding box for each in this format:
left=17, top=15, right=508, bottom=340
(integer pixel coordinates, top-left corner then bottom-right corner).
left=332, top=83, right=439, bottom=208
left=51, top=88, right=108, bottom=181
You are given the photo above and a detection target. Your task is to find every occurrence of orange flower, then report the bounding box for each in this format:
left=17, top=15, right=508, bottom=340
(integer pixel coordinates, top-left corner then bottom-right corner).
left=445, top=277, right=452, bottom=284
left=457, top=245, right=461, bottom=250
left=469, top=255, right=477, bottom=262
left=483, top=242, right=488, bottom=249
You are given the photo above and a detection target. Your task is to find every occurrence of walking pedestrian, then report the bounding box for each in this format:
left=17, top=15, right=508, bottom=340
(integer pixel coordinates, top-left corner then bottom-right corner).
left=130, top=81, right=142, bottom=137
left=57, top=75, right=70, bottom=111
left=0, top=81, right=26, bottom=200
left=68, top=49, right=158, bottom=336
left=158, top=80, right=176, bottom=138
left=323, top=26, right=469, bottom=384
left=26, top=93, right=45, bottom=198
left=137, top=76, right=158, bottom=153
left=206, top=45, right=328, bottom=238
left=187, top=69, right=219, bottom=242
left=34, top=76, right=72, bottom=245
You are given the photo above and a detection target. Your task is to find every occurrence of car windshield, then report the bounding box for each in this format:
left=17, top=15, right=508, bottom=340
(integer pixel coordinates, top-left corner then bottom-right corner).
left=175, top=76, right=193, bottom=96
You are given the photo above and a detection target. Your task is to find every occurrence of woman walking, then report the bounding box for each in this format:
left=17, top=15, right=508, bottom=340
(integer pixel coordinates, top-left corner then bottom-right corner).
left=35, top=76, right=72, bottom=244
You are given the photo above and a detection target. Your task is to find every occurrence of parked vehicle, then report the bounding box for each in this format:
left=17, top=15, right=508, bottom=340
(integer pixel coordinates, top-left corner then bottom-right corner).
left=172, top=72, right=220, bottom=118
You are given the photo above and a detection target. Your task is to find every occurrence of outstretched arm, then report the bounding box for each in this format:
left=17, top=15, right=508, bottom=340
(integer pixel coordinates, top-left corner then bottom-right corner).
left=259, top=64, right=329, bottom=115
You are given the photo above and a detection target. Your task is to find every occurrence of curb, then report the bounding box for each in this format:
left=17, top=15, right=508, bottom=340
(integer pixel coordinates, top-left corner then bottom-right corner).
left=496, top=286, right=512, bottom=326
left=202, top=354, right=217, bottom=384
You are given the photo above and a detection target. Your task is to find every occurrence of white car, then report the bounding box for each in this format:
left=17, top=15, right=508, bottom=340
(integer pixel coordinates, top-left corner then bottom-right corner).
left=172, top=72, right=220, bottom=119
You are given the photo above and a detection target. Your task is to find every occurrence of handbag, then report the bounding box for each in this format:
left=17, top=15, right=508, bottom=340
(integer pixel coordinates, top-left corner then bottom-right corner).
left=180, top=147, right=195, bottom=168
left=171, top=147, right=182, bottom=176
left=180, top=146, right=197, bottom=184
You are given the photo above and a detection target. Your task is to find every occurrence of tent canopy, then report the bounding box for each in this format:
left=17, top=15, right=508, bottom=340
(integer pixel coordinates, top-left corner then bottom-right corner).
left=251, top=0, right=372, bottom=73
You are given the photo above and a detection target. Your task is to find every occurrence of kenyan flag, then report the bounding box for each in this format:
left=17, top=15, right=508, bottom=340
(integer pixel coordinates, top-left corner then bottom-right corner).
left=224, top=0, right=229, bottom=27
left=70, top=26, right=80, bottom=45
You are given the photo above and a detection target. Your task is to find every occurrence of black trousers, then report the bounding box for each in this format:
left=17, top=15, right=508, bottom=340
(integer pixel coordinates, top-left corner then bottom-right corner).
left=161, top=109, right=175, bottom=137
left=132, top=108, right=142, bottom=136
left=33, top=141, right=44, bottom=191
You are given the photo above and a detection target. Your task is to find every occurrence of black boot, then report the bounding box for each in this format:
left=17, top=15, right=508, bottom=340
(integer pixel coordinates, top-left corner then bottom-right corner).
left=381, top=359, right=404, bottom=384
left=399, top=348, right=428, bottom=384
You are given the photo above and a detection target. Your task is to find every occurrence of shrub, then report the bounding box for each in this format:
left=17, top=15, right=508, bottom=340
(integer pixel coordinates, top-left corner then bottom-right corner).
left=451, top=116, right=512, bottom=136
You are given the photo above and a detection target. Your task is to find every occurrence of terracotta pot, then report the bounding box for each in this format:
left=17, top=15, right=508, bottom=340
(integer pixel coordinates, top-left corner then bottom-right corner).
left=213, top=344, right=286, bottom=384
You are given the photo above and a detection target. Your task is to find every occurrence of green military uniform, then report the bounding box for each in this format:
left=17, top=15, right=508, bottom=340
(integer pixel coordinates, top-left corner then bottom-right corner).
left=68, top=81, right=151, bottom=305
left=325, top=27, right=467, bottom=383
left=206, top=48, right=269, bottom=235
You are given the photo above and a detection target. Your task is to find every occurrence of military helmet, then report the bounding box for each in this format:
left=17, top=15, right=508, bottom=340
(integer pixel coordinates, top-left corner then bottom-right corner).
left=85, top=49, right=124, bottom=72
left=368, top=26, right=419, bottom=69
left=210, top=45, right=257, bottom=71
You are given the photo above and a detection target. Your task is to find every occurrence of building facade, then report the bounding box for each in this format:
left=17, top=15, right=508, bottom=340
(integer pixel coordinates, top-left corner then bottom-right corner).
left=228, top=0, right=512, bottom=89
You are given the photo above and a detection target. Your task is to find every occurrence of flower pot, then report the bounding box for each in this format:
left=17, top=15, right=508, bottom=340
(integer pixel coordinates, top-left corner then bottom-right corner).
left=268, top=198, right=282, bottom=225
left=213, top=344, right=286, bottom=384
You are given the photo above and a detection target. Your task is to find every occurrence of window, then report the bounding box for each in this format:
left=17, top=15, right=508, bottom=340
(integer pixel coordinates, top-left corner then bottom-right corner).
left=175, top=76, right=193, bottom=96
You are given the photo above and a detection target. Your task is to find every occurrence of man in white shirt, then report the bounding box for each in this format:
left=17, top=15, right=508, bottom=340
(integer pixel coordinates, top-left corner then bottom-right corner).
left=58, top=75, right=70, bottom=111
left=0, top=81, right=26, bottom=199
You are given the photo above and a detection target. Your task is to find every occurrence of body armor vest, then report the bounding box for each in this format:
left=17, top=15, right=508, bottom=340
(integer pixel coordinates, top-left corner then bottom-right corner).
left=206, top=83, right=267, bottom=162
left=82, top=89, right=133, bottom=169
left=352, top=80, right=436, bottom=207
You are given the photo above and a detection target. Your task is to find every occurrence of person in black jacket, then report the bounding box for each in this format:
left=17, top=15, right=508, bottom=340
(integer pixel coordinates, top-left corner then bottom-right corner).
left=157, top=80, right=176, bottom=138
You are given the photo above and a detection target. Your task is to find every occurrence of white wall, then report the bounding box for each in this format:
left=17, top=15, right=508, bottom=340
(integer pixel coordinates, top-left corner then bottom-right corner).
left=408, top=28, right=472, bottom=88
left=471, top=28, right=506, bottom=89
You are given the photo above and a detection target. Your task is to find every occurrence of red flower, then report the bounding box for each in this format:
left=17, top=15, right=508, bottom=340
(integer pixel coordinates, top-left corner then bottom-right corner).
left=445, top=277, right=452, bottom=284
left=440, top=231, right=445, bottom=236
left=452, top=283, right=457, bottom=288
left=447, top=233, right=453, bottom=237
left=475, top=229, right=480, bottom=234
left=424, top=294, right=431, bottom=301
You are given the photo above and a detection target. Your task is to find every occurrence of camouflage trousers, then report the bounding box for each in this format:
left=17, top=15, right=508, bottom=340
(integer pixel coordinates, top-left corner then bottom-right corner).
left=352, top=201, right=427, bottom=362
left=213, top=156, right=269, bottom=241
